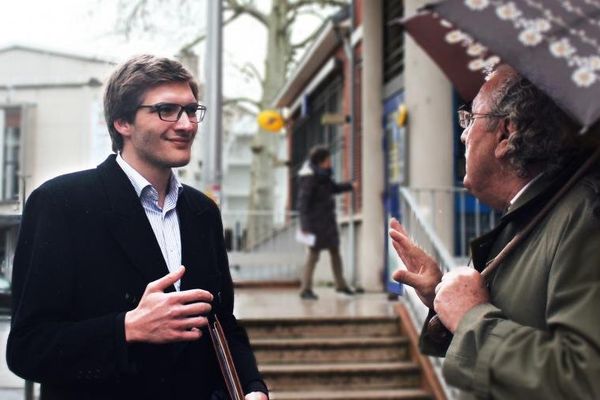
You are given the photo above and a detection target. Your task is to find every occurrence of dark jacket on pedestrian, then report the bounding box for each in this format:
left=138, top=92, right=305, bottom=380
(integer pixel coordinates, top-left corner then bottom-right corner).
left=296, top=161, right=353, bottom=250
left=7, top=155, right=266, bottom=400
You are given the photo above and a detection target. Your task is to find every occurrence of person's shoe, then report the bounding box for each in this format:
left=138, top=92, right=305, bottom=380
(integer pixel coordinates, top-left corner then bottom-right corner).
left=336, top=287, right=355, bottom=295
left=300, top=290, right=319, bottom=300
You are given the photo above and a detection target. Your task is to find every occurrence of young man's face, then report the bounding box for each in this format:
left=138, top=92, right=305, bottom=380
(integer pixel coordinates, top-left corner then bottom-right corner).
left=117, top=81, right=198, bottom=173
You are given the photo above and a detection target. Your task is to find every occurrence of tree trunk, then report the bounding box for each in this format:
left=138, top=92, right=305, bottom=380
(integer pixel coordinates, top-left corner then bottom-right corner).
left=246, top=0, right=292, bottom=247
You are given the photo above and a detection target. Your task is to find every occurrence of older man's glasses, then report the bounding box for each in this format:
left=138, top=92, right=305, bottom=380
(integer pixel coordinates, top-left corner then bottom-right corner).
left=137, top=103, right=207, bottom=123
left=457, top=109, right=507, bottom=129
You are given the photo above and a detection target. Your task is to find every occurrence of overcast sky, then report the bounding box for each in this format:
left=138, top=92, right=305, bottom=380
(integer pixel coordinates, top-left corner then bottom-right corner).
left=0, top=0, right=337, bottom=103
left=0, top=0, right=270, bottom=99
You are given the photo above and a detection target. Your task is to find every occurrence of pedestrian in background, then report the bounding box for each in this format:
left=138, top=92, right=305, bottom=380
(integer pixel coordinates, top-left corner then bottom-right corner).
left=297, top=145, right=355, bottom=300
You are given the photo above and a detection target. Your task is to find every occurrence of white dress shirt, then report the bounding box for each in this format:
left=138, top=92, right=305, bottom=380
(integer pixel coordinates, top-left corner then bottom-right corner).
left=116, top=154, right=183, bottom=291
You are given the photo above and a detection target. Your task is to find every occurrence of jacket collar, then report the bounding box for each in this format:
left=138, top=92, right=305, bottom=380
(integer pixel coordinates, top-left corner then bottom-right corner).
left=97, top=155, right=173, bottom=289
left=470, top=164, right=580, bottom=270
left=97, top=155, right=216, bottom=292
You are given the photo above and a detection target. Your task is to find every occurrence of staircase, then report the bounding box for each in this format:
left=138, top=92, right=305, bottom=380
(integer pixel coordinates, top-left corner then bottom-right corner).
left=241, top=316, right=433, bottom=400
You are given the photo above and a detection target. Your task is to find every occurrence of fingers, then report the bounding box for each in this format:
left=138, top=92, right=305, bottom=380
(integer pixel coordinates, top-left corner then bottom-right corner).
left=389, top=230, right=421, bottom=272
left=392, top=269, right=422, bottom=287
left=146, top=266, right=186, bottom=293
left=172, top=315, right=210, bottom=331
left=171, top=301, right=212, bottom=319
left=389, top=217, right=406, bottom=235
left=173, top=288, right=214, bottom=304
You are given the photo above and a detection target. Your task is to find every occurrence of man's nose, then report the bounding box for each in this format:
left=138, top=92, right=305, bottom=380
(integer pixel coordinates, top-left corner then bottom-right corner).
left=460, top=128, right=468, bottom=144
left=175, top=112, right=196, bottom=131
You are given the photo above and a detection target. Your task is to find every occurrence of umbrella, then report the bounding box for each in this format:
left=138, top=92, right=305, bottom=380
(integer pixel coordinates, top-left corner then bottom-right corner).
left=403, top=0, right=600, bottom=129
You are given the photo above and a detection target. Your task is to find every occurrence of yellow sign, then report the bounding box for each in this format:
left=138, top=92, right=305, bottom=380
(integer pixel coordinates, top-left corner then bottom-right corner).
left=257, top=109, right=285, bottom=132
left=396, top=104, right=408, bottom=127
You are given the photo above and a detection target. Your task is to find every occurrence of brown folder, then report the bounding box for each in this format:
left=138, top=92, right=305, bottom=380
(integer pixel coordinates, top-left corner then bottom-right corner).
left=208, top=313, right=245, bottom=400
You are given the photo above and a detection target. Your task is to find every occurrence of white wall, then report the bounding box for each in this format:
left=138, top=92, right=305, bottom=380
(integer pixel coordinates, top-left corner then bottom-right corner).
left=0, top=48, right=114, bottom=197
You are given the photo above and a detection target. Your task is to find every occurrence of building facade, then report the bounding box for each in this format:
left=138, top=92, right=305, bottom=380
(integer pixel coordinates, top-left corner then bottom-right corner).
left=0, top=45, right=116, bottom=281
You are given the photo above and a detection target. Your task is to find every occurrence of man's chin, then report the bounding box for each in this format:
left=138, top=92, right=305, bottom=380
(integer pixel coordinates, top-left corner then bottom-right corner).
left=170, top=158, right=191, bottom=168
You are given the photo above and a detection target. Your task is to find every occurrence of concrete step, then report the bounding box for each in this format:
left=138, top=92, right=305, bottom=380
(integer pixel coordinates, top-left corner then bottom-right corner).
left=270, top=388, right=432, bottom=400
left=260, top=361, right=422, bottom=391
left=252, top=336, right=410, bottom=364
left=241, top=316, right=400, bottom=339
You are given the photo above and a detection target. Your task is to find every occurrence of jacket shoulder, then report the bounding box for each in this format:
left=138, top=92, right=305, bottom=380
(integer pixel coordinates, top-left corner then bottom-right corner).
left=32, top=168, right=99, bottom=197
left=181, top=184, right=220, bottom=213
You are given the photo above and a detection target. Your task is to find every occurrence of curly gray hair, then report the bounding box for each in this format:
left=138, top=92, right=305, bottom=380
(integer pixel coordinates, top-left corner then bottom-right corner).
left=485, top=65, right=581, bottom=177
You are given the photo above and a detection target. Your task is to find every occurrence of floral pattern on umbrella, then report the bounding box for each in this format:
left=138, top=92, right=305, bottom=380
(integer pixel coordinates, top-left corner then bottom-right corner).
left=462, top=0, right=600, bottom=88
left=404, top=0, right=600, bottom=128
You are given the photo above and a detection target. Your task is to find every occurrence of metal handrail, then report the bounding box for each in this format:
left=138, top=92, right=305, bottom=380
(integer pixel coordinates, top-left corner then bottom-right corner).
left=399, top=187, right=456, bottom=273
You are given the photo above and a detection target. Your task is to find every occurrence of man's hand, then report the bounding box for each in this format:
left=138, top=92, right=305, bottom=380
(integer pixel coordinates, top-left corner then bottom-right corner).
left=125, top=266, right=213, bottom=343
left=433, top=267, right=489, bottom=333
left=245, top=391, right=268, bottom=400
left=389, top=218, right=442, bottom=308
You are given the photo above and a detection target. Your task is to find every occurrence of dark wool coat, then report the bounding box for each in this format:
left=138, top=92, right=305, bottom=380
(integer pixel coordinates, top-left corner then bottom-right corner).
left=7, top=155, right=266, bottom=400
left=420, top=166, right=600, bottom=399
left=296, top=162, right=353, bottom=250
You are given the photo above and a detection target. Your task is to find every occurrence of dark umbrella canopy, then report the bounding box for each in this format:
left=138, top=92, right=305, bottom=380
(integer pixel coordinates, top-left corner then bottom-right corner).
left=404, top=0, right=600, bottom=128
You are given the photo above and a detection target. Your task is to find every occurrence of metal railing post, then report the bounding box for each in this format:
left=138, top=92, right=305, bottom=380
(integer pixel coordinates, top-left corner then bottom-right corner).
left=24, top=381, right=34, bottom=400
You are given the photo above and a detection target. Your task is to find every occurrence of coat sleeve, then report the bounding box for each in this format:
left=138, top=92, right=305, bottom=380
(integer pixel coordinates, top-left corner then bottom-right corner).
left=332, top=180, right=353, bottom=194
left=210, top=206, right=268, bottom=396
left=441, top=194, right=600, bottom=399
left=6, top=186, right=133, bottom=385
left=297, top=176, right=315, bottom=231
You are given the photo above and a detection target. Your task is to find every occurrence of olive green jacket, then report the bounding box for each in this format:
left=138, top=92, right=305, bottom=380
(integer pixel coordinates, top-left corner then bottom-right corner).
left=420, top=168, right=600, bottom=399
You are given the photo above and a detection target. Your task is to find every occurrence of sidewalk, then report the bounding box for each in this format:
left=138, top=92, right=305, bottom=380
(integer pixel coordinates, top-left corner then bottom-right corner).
left=234, top=286, right=399, bottom=320
left=0, top=288, right=401, bottom=399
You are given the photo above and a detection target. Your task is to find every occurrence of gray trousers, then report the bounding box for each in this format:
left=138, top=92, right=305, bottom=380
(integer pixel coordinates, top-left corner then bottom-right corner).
left=300, top=246, right=348, bottom=292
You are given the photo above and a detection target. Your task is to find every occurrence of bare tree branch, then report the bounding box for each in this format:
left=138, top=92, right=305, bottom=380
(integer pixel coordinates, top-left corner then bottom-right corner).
left=224, top=0, right=269, bottom=27
left=120, top=0, right=151, bottom=38
left=289, top=0, right=349, bottom=12
left=241, top=62, right=264, bottom=87
left=291, top=25, right=323, bottom=50
left=223, top=96, right=262, bottom=110
left=179, top=10, right=243, bottom=53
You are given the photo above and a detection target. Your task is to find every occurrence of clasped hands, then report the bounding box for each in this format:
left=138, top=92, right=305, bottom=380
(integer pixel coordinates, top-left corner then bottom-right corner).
left=389, top=218, right=489, bottom=333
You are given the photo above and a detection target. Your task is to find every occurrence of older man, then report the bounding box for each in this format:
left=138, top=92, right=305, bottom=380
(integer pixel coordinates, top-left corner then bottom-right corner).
left=390, top=64, right=600, bottom=399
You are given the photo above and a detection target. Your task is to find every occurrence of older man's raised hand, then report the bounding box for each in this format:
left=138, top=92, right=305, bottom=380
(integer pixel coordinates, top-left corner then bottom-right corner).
left=388, top=218, right=443, bottom=309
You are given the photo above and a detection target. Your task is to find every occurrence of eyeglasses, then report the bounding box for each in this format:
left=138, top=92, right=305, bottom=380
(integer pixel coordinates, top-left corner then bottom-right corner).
left=137, top=103, right=207, bottom=123
left=457, top=109, right=507, bottom=129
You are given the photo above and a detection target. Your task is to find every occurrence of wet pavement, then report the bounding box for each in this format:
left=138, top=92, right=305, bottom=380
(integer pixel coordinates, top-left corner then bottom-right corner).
left=0, top=287, right=399, bottom=399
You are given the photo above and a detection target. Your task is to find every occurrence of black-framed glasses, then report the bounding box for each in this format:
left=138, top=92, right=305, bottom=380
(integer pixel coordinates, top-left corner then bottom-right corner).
left=457, top=108, right=507, bottom=129
left=137, top=103, right=207, bottom=123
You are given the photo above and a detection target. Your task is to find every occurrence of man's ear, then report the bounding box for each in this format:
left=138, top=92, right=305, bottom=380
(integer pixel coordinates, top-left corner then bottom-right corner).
left=113, top=119, right=132, bottom=138
left=495, top=118, right=517, bottom=159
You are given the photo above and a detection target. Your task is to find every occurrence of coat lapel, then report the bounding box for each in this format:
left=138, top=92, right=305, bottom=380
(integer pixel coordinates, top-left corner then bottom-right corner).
left=97, top=155, right=172, bottom=288
left=470, top=167, right=577, bottom=273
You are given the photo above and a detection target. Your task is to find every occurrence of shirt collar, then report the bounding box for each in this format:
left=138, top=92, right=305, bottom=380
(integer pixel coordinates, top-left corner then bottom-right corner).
left=509, top=173, right=543, bottom=206
left=116, top=153, right=183, bottom=199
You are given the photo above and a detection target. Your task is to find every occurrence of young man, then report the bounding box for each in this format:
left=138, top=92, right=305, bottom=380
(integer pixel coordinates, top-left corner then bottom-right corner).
left=7, top=55, right=268, bottom=400
left=296, top=145, right=355, bottom=300
left=390, top=64, right=600, bottom=398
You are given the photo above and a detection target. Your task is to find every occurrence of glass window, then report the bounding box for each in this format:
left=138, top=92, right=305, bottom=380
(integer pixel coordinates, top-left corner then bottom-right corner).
left=0, top=108, right=21, bottom=201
